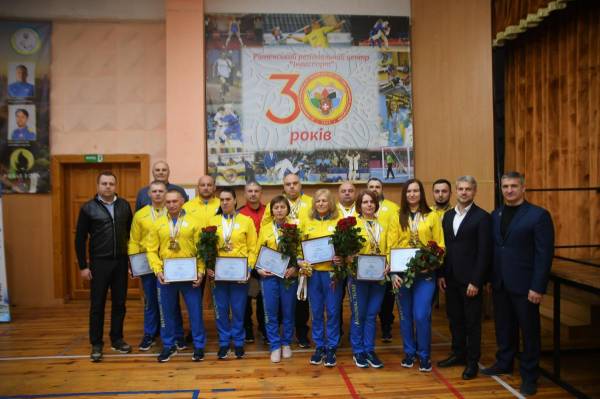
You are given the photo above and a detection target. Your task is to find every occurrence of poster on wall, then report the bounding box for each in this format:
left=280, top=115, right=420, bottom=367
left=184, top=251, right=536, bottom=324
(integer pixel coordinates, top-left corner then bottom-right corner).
left=0, top=195, right=9, bottom=322
left=0, top=21, right=51, bottom=194
left=205, top=13, right=413, bottom=185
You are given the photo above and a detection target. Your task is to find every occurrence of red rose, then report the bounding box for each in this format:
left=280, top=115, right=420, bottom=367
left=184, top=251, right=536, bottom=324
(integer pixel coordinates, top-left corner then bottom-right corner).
left=283, top=223, right=297, bottom=230
left=347, top=216, right=357, bottom=226
left=203, top=225, right=217, bottom=233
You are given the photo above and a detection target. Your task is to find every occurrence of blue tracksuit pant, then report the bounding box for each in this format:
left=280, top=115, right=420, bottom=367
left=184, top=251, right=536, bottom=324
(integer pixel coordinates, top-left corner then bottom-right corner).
left=347, top=277, right=386, bottom=354
left=157, top=281, right=206, bottom=349
left=213, top=281, right=249, bottom=347
left=261, top=276, right=298, bottom=351
left=396, top=276, right=436, bottom=360
left=141, top=274, right=185, bottom=340
left=308, top=270, right=343, bottom=349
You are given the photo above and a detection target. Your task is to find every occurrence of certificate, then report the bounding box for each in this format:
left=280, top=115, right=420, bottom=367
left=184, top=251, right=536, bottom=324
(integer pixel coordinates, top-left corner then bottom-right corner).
left=129, top=253, right=153, bottom=277
left=215, top=257, right=248, bottom=281
left=390, top=248, right=418, bottom=273
left=163, top=257, right=197, bottom=282
left=301, top=236, right=335, bottom=265
left=356, top=255, right=386, bottom=281
left=256, top=246, right=290, bottom=278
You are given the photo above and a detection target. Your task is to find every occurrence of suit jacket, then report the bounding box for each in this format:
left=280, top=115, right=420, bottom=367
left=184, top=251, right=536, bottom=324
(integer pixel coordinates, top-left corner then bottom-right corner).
left=441, top=203, right=492, bottom=288
left=491, top=201, right=554, bottom=295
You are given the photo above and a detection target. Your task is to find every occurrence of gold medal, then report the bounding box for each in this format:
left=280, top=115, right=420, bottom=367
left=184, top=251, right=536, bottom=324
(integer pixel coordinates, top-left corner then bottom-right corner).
left=169, top=238, right=180, bottom=251
left=222, top=241, right=233, bottom=252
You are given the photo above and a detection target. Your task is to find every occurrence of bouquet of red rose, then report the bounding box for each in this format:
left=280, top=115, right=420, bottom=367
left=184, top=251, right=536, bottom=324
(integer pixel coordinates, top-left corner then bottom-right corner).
left=277, top=223, right=301, bottom=268
left=277, top=223, right=302, bottom=288
left=402, top=240, right=445, bottom=288
left=197, top=225, right=219, bottom=272
left=330, top=216, right=366, bottom=280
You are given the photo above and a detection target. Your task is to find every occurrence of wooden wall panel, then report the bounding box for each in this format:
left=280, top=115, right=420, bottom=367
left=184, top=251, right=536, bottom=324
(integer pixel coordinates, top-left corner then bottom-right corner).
left=411, top=0, right=495, bottom=211
left=2, top=195, right=61, bottom=307
left=503, top=0, right=600, bottom=260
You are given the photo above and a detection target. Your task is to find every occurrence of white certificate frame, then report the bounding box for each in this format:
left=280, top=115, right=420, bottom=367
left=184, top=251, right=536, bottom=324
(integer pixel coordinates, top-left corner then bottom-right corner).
left=356, top=255, right=386, bottom=281
left=129, top=253, right=153, bottom=277
left=256, top=246, right=290, bottom=278
left=390, top=248, right=418, bottom=273
left=215, top=257, right=248, bottom=281
left=163, top=257, right=197, bottom=282
left=301, top=236, right=334, bottom=265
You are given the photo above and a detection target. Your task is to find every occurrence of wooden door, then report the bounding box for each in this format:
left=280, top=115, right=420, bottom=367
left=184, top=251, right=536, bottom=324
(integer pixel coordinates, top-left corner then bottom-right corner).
left=63, top=162, right=142, bottom=300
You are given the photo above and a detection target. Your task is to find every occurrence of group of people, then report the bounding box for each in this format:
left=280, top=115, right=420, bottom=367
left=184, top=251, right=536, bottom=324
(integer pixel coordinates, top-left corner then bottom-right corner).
left=75, top=161, right=553, bottom=397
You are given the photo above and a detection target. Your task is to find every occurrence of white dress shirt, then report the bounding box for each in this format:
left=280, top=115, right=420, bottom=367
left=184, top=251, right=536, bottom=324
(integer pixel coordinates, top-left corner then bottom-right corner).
left=452, top=202, right=473, bottom=235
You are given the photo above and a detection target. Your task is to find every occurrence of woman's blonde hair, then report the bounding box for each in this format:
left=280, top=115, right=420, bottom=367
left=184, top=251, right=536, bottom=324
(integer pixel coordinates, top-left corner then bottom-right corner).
left=310, top=188, right=339, bottom=219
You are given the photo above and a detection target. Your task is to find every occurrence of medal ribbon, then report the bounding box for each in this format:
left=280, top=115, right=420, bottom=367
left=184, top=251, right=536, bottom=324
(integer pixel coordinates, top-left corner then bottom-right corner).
left=169, top=212, right=184, bottom=243
left=408, top=212, right=422, bottom=247
left=222, top=214, right=235, bottom=245
left=151, top=207, right=166, bottom=222
left=364, top=219, right=382, bottom=254
left=339, top=204, right=355, bottom=218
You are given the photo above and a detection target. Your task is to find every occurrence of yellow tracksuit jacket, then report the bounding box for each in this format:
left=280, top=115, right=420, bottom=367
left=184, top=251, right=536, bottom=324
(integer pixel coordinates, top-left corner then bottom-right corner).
left=146, top=213, right=204, bottom=275
left=183, top=196, right=220, bottom=227
left=203, top=213, right=258, bottom=268
left=299, top=215, right=341, bottom=271
left=128, top=205, right=165, bottom=255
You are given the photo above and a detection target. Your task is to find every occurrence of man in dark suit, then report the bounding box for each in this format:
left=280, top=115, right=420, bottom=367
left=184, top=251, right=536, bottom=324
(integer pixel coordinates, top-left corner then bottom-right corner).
left=482, top=171, right=554, bottom=396
left=437, top=176, right=491, bottom=380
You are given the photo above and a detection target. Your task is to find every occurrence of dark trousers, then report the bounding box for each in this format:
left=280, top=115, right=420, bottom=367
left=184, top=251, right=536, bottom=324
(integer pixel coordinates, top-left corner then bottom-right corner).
left=295, top=298, right=310, bottom=340
left=244, top=292, right=266, bottom=335
left=445, top=278, right=482, bottom=364
left=386, top=165, right=395, bottom=179
left=89, top=257, right=128, bottom=346
left=493, top=287, right=541, bottom=384
left=378, top=281, right=395, bottom=334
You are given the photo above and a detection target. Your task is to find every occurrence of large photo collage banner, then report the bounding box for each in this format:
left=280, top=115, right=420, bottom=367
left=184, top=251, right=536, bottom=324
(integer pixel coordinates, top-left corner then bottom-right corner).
left=0, top=21, right=51, bottom=194
left=205, top=13, right=413, bottom=185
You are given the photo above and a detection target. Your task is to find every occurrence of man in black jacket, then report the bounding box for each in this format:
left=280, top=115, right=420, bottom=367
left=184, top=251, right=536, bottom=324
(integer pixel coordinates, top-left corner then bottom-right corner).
left=75, top=171, right=133, bottom=362
left=437, top=175, right=491, bottom=379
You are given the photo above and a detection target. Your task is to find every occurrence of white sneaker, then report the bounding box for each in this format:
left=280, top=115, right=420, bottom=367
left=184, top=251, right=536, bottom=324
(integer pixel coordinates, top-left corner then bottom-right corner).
left=270, top=348, right=281, bottom=363
left=282, top=345, right=292, bottom=359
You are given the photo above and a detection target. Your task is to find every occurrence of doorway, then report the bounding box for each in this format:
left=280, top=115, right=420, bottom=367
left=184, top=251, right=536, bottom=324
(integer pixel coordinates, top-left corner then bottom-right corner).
left=51, top=154, right=149, bottom=300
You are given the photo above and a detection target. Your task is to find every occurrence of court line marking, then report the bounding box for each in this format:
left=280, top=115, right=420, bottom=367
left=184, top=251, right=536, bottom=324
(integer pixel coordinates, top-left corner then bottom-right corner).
left=0, top=343, right=450, bottom=362
left=0, top=389, right=201, bottom=399
left=431, top=367, right=466, bottom=399
left=478, top=363, right=526, bottom=399
left=338, top=366, right=360, bottom=399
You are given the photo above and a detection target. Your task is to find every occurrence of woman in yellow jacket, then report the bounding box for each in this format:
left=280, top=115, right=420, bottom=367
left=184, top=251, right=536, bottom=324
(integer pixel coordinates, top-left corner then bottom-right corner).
left=205, top=187, right=257, bottom=360
left=390, top=178, right=444, bottom=372
left=347, top=190, right=397, bottom=369
left=300, top=188, right=341, bottom=367
left=256, top=195, right=299, bottom=363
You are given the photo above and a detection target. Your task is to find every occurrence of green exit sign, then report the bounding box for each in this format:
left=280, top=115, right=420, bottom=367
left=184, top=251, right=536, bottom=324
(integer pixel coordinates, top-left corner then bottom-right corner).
left=84, top=154, right=104, bottom=163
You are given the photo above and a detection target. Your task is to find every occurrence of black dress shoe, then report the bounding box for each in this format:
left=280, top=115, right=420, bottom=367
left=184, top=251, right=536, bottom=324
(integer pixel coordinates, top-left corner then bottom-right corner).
left=481, top=364, right=512, bottom=376
left=519, top=382, right=537, bottom=396
left=462, top=364, right=478, bottom=380
left=437, top=354, right=466, bottom=368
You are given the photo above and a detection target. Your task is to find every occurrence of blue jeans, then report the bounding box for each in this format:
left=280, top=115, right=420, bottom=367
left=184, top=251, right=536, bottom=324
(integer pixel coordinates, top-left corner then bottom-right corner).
left=261, top=276, right=298, bottom=351
left=308, top=271, right=343, bottom=349
left=157, top=281, right=206, bottom=349
left=396, top=277, right=436, bottom=360
left=347, top=277, right=386, bottom=354
left=213, top=281, right=249, bottom=347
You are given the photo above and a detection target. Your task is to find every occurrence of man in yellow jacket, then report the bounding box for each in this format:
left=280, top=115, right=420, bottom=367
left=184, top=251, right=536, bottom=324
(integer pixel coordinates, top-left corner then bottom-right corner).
left=146, top=190, right=206, bottom=363
left=128, top=181, right=186, bottom=352
left=183, top=175, right=220, bottom=227
left=366, top=177, right=399, bottom=342
left=430, top=179, right=452, bottom=222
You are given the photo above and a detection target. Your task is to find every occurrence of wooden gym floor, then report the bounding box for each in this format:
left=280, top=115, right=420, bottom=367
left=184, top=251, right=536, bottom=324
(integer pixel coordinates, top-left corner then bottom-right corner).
left=0, top=298, right=594, bottom=399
